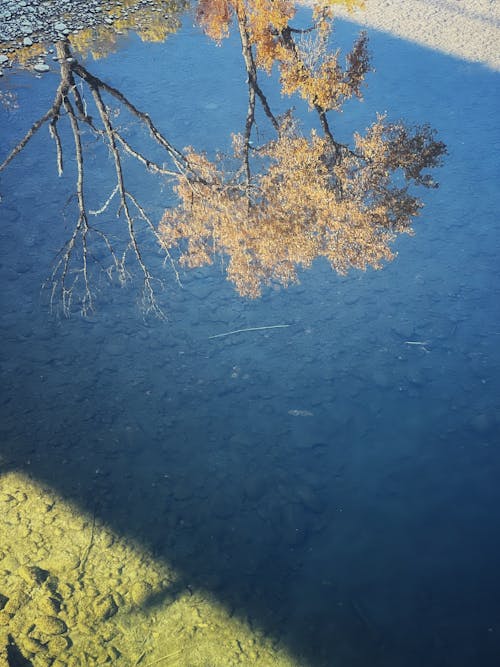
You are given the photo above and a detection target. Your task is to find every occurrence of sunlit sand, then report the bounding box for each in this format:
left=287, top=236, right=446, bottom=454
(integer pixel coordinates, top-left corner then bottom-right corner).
left=310, top=0, right=500, bottom=70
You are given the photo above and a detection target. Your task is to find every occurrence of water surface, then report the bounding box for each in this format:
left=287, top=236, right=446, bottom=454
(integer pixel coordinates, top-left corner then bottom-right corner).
left=1, top=8, right=499, bottom=667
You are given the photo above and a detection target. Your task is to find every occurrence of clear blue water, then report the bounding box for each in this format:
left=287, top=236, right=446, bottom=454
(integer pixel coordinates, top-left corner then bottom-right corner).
left=1, top=9, right=499, bottom=666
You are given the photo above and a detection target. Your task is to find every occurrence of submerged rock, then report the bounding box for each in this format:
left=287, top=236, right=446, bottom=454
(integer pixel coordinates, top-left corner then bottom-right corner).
left=48, top=634, right=70, bottom=653
left=17, top=565, right=49, bottom=587
left=130, top=581, right=153, bottom=606
left=4, top=589, right=30, bottom=615
left=93, top=593, right=118, bottom=621
left=295, top=485, right=325, bottom=514
left=36, top=614, right=67, bottom=636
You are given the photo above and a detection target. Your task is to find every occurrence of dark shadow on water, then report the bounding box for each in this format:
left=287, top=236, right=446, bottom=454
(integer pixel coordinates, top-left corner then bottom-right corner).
left=2, top=326, right=500, bottom=667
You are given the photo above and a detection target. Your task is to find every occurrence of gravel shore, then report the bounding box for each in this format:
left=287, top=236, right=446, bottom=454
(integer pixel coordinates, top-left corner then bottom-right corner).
left=0, top=0, right=182, bottom=73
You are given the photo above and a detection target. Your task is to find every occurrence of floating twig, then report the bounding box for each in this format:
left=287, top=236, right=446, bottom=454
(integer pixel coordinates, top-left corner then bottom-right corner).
left=405, top=340, right=430, bottom=352
left=209, top=324, right=290, bottom=339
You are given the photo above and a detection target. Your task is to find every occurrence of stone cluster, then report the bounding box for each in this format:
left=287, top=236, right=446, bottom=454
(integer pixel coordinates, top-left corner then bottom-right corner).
left=0, top=0, right=169, bottom=74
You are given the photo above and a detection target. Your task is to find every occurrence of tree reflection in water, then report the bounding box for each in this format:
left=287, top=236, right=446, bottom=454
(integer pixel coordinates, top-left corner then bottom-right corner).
left=0, top=1, right=445, bottom=316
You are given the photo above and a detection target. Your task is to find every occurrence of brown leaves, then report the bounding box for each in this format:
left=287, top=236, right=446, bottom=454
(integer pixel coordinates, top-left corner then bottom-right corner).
left=195, top=1, right=371, bottom=111
left=355, top=115, right=447, bottom=188
left=160, top=1, right=446, bottom=299
left=279, top=30, right=370, bottom=111
left=158, top=122, right=418, bottom=297
left=196, top=0, right=233, bottom=41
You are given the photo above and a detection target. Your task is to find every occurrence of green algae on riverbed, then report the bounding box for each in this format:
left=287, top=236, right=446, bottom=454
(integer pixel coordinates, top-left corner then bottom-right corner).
left=0, top=471, right=297, bottom=667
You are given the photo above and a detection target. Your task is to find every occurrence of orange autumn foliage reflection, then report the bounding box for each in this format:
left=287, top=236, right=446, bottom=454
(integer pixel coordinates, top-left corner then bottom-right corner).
left=159, top=1, right=446, bottom=298
left=160, top=117, right=443, bottom=297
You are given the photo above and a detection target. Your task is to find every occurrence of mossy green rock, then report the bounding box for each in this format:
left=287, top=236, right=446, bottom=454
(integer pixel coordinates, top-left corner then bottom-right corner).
left=48, top=635, right=70, bottom=653
left=131, top=581, right=153, bottom=606
left=39, top=596, right=61, bottom=615
left=5, top=589, right=30, bottom=614
left=36, top=615, right=68, bottom=635
left=18, top=565, right=49, bottom=587
left=93, top=594, right=118, bottom=621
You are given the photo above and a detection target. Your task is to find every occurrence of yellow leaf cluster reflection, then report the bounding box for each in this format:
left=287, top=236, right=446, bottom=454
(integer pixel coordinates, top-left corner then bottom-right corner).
left=69, top=0, right=187, bottom=59
left=160, top=114, right=444, bottom=297
left=159, top=1, right=445, bottom=299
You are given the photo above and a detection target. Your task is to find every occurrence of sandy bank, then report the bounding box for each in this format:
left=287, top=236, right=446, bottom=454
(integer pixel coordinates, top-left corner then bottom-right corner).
left=304, top=0, right=500, bottom=71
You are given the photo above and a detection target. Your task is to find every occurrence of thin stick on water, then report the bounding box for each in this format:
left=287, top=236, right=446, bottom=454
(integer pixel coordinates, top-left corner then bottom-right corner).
left=208, top=324, right=290, bottom=339
left=405, top=340, right=430, bottom=352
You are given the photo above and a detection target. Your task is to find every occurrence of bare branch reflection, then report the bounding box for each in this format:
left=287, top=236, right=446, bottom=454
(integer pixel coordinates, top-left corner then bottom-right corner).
left=0, top=1, right=446, bottom=316
left=1, top=41, right=191, bottom=316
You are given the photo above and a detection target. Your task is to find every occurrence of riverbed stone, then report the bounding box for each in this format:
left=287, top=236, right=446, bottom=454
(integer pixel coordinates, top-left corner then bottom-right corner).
left=36, top=615, right=68, bottom=636
left=48, top=634, right=70, bottom=653
left=130, top=580, right=152, bottom=606
left=295, top=484, right=325, bottom=514
left=18, top=565, right=48, bottom=587
left=5, top=589, right=30, bottom=614
left=93, top=593, right=118, bottom=621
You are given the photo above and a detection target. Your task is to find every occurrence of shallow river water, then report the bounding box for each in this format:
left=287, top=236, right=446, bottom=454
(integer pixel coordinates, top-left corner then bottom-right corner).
left=0, top=5, right=499, bottom=667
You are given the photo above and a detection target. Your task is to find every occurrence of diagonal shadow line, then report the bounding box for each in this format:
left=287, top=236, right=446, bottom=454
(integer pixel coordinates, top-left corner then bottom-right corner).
left=319, top=0, right=500, bottom=70
left=0, top=373, right=385, bottom=667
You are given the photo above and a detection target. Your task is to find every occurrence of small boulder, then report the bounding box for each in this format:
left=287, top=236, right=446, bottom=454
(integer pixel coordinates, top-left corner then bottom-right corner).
left=18, top=565, right=48, bottom=587
left=48, top=635, right=70, bottom=653
left=93, top=594, right=118, bottom=621
left=36, top=615, right=67, bottom=636
left=131, top=581, right=152, bottom=606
